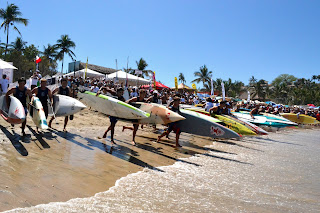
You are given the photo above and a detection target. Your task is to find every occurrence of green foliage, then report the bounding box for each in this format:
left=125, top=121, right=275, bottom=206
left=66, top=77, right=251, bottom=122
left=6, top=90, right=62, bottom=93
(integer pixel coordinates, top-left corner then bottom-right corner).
left=178, top=72, right=186, bottom=84
left=56, top=34, right=76, bottom=73
left=0, top=3, right=28, bottom=59
left=191, top=65, right=212, bottom=88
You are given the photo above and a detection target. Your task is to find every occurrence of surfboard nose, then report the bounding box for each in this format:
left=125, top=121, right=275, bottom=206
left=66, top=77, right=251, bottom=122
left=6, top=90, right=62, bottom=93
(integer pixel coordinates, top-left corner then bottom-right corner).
left=167, top=111, right=185, bottom=123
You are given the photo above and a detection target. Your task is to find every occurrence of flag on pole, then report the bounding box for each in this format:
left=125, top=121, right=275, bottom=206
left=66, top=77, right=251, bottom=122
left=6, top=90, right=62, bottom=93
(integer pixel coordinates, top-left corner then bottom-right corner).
left=191, top=83, right=197, bottom=95
left=84, top=57, right=88, bottom=79
left=153, top=71, right=156, bottom=89
left=174, top=77, right=178, bottom=91
left=247, top=91, right=250, bottom=102
left=125, top=72, right=128, bottom=88
left=35, top=56, right=41, bottom=64
left=221, top=82, right=225, bottom=101
left=211, top=78, right=214, bottom=96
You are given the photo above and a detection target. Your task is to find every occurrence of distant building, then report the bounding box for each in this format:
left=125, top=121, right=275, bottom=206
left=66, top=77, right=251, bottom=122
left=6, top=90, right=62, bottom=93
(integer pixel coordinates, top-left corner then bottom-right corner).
left=79, top=62, right=117, bottom=75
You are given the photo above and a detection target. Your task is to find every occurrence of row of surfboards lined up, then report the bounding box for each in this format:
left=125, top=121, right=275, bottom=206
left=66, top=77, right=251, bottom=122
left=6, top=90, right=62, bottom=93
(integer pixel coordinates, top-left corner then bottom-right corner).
left=1, top=91, right=319, bottom=139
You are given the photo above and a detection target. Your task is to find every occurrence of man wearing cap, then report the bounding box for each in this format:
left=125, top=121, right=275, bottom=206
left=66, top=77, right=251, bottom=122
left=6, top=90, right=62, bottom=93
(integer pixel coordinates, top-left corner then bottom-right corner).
left=32, top=78, right=53, bottom=131
left=5, top=78, right=32, bottom=135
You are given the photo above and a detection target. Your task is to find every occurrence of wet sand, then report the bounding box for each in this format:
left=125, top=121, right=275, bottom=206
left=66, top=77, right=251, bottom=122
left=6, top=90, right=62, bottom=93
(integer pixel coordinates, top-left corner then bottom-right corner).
left=0, top=107, right=214, bottom=212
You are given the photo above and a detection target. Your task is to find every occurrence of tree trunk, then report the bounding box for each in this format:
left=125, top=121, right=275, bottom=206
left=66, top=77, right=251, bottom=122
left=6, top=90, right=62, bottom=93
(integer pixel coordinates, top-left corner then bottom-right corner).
left=4, top=26, right=9, bottom=60
left=61, top=53, right=64, bottom=73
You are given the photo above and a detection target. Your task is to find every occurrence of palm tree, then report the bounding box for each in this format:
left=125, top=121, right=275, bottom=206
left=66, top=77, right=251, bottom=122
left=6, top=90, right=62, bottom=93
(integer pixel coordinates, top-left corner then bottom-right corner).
left=135, top=58, right=151, bottom=78
left=178, top=72, right=186, bottom=84
left=249, top=76, right=257, bottom=87
left=0, top=3, right=28, bottom=59
left=8, top=37, right=26, bottom=52
left=56, top=34, right=76, bottom=73
left=191, top=65, right=212, bottom=88
left=43, top=44, right=58, bottom=63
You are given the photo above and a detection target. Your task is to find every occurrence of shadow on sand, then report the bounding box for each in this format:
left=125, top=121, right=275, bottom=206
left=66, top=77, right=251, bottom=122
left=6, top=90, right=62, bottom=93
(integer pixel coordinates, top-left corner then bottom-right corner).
left=0, top=125, right=28, bottom=156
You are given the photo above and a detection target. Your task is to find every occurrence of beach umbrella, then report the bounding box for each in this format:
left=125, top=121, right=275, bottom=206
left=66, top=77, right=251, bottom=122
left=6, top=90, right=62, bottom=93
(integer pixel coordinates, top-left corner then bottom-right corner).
left=0, top=59, right=17, bottom=69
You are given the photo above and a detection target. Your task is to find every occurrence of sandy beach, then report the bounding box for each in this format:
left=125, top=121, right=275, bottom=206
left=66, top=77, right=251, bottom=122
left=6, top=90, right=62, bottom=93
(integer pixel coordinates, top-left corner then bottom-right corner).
left=0, top=106, right=320, bottom=212
left=0, top=107, right=213, bottom=212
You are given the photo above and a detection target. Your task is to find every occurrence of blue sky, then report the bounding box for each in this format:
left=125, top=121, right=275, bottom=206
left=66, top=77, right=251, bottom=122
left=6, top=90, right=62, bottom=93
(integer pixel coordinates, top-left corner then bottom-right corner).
left=0, top=0, right=319, bottom=88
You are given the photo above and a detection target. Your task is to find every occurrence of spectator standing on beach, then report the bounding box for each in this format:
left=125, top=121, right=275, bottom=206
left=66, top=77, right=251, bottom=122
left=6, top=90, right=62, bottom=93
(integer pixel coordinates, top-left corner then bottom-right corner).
left=90, top=82, right=99, bottom=93
left=0, top=74, right=9, bottom=95
left=48, top=78, right=72, bottom=132
left=5, top=78, right=32, bottom=136
left=130, top=88, right=138, bottom=98
left=30, top=72, right=39, bottom=90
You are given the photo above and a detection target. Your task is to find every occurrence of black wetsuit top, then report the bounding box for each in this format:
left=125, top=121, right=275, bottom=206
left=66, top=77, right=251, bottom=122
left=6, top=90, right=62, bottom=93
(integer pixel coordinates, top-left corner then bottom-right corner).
left=14, top=86, right=27, bottom=107
left=58, top=86, right=70, bottom=96
left=37, top=87, right=49, bottom=108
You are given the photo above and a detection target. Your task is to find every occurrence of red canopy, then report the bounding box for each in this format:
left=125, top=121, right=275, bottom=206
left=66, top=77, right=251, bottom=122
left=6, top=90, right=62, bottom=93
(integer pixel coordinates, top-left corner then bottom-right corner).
left=307, top=104, right=315, bottom=107
left=141, top=81, right=169, bottom=90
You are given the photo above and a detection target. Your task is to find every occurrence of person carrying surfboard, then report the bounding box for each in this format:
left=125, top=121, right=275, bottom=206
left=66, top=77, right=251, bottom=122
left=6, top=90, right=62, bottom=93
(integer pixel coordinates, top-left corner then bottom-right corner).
left=97, top=86, right=125, bottom=145
left=157, top=96, right=182, bottom=147
left=122, top=89, right=153, bottom=145
left=48, top=78, right=72, bottom=132
left=31, top=79, right=53, bottom=132
left=5, top=78, right=33, bottom=136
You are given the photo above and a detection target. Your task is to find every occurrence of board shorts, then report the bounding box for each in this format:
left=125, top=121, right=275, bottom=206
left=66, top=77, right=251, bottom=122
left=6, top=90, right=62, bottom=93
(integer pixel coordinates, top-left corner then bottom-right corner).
left=167, top=122, right=181, bottom=134
left=24, top=107, right=28, bottom=116
left=109, top=116, right=118, bottom=124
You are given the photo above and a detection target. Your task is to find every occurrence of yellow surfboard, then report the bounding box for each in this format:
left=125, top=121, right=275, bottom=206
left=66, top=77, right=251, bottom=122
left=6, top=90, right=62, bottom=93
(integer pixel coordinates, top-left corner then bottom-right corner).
left=280, top=113, right=320, bottom=125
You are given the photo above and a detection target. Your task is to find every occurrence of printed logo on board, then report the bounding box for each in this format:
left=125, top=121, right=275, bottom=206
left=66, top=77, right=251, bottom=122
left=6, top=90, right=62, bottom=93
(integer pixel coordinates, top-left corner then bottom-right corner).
left=210, top=126, right=225, bottom=136
left=14, top=107, right=19, bottom=115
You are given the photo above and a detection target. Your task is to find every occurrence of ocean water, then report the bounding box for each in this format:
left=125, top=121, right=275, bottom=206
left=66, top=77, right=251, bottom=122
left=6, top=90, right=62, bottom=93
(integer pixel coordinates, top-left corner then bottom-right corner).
left=5, top=128, right=320, bottom=213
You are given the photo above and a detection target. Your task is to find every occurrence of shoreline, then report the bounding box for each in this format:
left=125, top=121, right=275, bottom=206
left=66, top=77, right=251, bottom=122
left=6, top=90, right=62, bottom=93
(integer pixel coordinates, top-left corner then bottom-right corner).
left=0, top=107, right=214, bottom=212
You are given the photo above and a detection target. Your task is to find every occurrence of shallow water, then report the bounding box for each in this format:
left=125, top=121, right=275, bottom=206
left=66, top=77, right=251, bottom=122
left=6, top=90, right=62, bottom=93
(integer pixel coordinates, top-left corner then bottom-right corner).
left=4, top=128, right=320, bottom=213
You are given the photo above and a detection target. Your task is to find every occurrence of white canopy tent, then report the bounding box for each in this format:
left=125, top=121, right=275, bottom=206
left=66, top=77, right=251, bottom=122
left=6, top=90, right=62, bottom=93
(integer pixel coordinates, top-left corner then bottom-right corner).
left=0, top=59, right=17, bottom=69
left=63, top=68, right=105, bottom=78
left=106, top=70, right=150, bottom=86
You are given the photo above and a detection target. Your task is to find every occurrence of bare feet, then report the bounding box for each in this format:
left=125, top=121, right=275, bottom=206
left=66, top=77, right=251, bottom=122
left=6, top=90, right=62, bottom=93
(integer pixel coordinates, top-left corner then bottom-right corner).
left=175, top=143, right=182, bottom=148
left=131, top=141, right=136, bottom=146
left=122, top=126, right=125, bottom=132
left=63, top=128, right=68, bottom=132
left=157, top=136, right=161, bottom=143
left=102, top=132, right=107, bottom=138
left=111, top=140, right=117, bottom=145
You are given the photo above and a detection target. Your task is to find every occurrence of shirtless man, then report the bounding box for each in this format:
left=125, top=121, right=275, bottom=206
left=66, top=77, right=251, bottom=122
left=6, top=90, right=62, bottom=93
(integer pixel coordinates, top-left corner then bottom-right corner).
left=157, top=96, right=182, bottom=147
left=6, top=78, right=32, bottom=136
left=48, top=78, right=72, bottom=131
left=97, top=86, right=125, bottom=145
left=122, top=89, right=152, bottom=145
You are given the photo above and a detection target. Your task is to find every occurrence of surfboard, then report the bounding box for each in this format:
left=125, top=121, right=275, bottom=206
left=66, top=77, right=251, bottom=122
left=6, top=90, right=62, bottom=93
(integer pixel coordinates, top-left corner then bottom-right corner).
left=223, top=115, right=268, bottom=135
left=0, top=95, right=26, bottom=124
left=280, top=113, right=320, bottom=125
left=183, top=107, right=256, bottom=135
left=176, top=109, right=240, bottom=139
left=77, top=91, right=150, bottom=119
left=30, top=96, right=48, bottom=129
left=130, top=102, right=185, bottom=125
left=48, top=95, right=86, bottom=117
left=232, top=112, right=292, bottom=127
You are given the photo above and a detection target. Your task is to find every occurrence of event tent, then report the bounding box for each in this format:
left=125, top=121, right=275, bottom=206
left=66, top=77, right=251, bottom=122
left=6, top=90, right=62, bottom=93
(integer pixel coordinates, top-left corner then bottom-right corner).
left=141, top=81, right=169, bottom=90
left=106, top=70, right=150, bottom=85
left=63, top=68, right=105, bottom=78
left=0, top=59, right=17, bottom=69
left=171, top=83, right=195, bottom=90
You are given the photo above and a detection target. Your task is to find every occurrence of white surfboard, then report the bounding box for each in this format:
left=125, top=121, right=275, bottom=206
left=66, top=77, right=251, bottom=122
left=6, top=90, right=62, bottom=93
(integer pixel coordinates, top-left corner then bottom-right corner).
left=30, top=96, right=48, bottom=129
left=130, top=102, right=185, bottom=125
left=78, top=91, right=150, bottom=119
left=0, top=95, right=26, bottom=124
left=48, top=95, right=86, bottom=117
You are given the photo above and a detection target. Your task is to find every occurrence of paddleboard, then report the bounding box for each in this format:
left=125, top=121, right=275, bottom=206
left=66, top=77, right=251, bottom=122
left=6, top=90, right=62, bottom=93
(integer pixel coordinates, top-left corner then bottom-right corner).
left=223, top=115, right=268, bottom=135
left=176, top=109, right=240, bottom=139
left=130, top=102, right=185, bottom=125
left=78, top=91, right=150, bottom=119
left=183, top=107, right=256, bottom=135
left=232, top=112, right=291, bottom=127
left=280, top=113, right=320, bottom=125
left=0, top=95, right=26, bottom=124
left=30, top=96, right=48, bottom=129
left=48, top=95, right=86, bottom=117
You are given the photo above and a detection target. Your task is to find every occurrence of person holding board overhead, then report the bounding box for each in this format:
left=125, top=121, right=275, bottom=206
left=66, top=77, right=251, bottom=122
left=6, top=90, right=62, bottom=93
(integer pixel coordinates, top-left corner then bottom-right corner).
left=48, top=78, right=72, bottom=132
